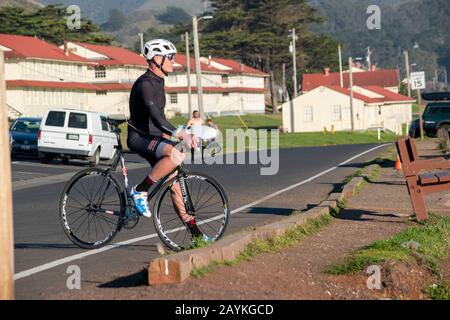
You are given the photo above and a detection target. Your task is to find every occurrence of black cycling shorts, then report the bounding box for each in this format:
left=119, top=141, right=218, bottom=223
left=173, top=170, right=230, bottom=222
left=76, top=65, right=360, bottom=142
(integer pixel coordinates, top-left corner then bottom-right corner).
left=127, top=130, right=178, bottom=167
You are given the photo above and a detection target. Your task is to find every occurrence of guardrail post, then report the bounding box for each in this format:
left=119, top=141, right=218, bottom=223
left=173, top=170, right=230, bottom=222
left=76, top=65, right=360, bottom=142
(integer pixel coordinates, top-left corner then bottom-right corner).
left=0, top=49, right=15, bottom=300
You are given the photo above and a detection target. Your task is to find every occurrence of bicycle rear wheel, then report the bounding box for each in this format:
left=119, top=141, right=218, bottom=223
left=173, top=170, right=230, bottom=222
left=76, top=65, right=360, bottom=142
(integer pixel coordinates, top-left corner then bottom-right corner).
left=153, top=172, right=230, bottom=251
left=60, top=168, right=126, bottom=249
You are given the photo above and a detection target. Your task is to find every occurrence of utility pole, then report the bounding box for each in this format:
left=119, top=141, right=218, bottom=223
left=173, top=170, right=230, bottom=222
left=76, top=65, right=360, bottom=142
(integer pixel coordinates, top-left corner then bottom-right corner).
left=404, top=50, right=411, bottom=98
left=444, top=67, right=448, bottom=87
left=185, top=32, right=192, bottom=118
left=349, top=57, right=355, bottom=132
left=192, top=15, right=213, bottom=119
left=434, top=69, right=438, bottom=90
left=0, top=49, right=15, bottom=300
left=192, top=16, right=204, bottom=119
left=138, top=33, right=144, bottom=56
left=366, top=46, right=373, bottom=70
left=282, top=63, right=287, bottom=103
left=291, top=28, right=298, bottom=98
left=338, top=44, right=344, bottom=88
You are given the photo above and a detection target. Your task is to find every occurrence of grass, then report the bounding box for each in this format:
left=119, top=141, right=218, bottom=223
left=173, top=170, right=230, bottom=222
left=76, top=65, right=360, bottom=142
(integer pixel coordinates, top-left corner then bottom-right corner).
left=118, top=114, right=401, bottom=152
left=330, top=199, right=348, bottom=218
left=412, top=103, right=421, bottom=114
left=188, top=235, right=213, bottom=250
left=426, top=283, right=450, bottom=300
left=325, top=214, right=450, bottom=277
left=191, top=214, right=333, bottom=278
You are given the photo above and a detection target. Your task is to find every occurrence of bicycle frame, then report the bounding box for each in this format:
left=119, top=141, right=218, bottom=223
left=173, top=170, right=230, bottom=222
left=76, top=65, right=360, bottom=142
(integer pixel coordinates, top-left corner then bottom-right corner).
left=93, top=124, right=195, bottom=218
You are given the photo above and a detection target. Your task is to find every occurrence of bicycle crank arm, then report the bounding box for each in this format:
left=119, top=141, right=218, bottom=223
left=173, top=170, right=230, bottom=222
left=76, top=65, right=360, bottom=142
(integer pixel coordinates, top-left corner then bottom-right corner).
left=94, top=208, right=121, bottom=217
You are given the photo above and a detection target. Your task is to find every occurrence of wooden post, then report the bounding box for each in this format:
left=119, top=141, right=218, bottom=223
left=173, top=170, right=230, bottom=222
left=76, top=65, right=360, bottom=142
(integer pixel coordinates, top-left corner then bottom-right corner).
left=0, top=49, right=15, bottom=300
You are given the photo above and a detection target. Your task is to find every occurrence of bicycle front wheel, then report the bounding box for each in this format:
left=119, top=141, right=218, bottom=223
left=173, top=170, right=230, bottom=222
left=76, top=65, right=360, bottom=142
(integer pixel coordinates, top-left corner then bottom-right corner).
left=153, top=172, right=230, bottom=251
left=60, top=168, right=126, bottom=249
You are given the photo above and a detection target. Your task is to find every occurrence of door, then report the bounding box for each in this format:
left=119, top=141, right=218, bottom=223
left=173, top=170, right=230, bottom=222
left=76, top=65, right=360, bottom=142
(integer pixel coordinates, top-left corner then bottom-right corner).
left=65, top=112, right=90, bottom=153
left=100, top=116, right=114, bottom=159
left=39, top=110, right=68, bottom=149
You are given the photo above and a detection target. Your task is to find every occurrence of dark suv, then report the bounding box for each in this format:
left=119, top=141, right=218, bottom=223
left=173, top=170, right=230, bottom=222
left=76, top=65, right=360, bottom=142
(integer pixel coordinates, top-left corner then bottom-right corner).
left=409, top=92, right=450, bottom=138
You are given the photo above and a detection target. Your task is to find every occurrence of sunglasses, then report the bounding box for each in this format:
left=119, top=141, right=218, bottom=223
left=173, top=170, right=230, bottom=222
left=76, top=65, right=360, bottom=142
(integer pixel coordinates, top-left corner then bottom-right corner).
left=166, top=53, right=175, bottom=61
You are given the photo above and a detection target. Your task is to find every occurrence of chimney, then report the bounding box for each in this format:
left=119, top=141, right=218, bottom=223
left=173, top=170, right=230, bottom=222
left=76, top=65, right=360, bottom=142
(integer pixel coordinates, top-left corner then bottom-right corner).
left=370, top=64, right=377, bottom=72
left=63, top=41, right=69, bottom=56
left=240, top=63, right=244, bottom=72
left=324, top=67, right=330, bottom=76
left=208, top=55, right=212, bottom=66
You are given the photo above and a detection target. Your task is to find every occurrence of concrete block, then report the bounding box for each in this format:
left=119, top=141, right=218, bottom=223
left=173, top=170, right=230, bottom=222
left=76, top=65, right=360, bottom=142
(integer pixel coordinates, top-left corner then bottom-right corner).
left=327, top=193, right=344, bottom=202
left=342, top=177, right=364, bottom=198
left=148, top=257, right=192, bottom=285
left=318, top=200, right=338, bottom=209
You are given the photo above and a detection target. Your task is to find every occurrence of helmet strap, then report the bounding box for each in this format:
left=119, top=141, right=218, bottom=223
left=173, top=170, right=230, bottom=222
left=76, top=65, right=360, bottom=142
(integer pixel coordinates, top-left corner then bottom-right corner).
left=152, top=56, right=168, bottom=77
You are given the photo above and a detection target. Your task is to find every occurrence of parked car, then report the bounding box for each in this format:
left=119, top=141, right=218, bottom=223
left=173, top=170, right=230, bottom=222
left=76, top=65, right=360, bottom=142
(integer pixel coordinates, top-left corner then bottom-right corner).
left=38, top=109, right=119, bottom=166
left=9, top=117, right=42, bottom=157
left=409, top=92, right=450, bottom=138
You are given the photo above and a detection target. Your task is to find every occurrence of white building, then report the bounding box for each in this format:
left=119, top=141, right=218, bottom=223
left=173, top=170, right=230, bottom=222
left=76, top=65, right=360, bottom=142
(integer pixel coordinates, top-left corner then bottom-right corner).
left=282, top=85, right=415, bottom=133
left=1, top=34, right=269, bottom=119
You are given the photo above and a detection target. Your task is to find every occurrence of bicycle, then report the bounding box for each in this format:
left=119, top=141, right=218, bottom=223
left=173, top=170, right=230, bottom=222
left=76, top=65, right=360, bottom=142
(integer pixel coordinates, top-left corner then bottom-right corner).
left=59, top=117, right=230, bottom=252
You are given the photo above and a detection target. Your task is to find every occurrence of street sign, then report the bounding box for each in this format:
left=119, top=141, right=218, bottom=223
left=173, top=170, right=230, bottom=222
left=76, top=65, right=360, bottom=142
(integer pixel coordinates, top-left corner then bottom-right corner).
left=411, top=71, right=426, bottom=90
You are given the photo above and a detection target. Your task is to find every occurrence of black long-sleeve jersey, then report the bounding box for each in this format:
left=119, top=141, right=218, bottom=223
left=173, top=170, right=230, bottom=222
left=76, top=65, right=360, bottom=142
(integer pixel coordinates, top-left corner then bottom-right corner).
left=128, top=69, right=176, bottom=137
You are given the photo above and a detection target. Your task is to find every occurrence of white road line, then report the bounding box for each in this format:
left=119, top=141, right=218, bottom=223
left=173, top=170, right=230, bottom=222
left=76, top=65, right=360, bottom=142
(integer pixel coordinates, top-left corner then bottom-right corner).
left=14, top=143, right=389, bottom=281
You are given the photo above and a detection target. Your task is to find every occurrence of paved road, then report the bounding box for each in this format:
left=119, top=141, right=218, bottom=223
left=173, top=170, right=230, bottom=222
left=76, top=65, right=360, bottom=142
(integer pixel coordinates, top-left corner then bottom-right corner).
left=11, top=144, right=389, bottom=299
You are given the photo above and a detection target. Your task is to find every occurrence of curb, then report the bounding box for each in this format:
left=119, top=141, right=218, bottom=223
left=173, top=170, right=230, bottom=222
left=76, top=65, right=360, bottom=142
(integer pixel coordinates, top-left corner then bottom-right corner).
left=148, top=164, right=379, bottom=285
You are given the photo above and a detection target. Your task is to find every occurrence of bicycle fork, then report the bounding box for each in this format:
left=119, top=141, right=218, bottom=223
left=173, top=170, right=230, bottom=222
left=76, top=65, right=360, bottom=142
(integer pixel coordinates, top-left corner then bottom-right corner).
left=177, top=172, right=195, bottom=216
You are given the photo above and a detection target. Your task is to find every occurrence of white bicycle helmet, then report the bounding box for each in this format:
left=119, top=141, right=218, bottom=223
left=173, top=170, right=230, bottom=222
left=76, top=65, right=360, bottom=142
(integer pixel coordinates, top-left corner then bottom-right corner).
left=143, top=39, right=177, bottom=61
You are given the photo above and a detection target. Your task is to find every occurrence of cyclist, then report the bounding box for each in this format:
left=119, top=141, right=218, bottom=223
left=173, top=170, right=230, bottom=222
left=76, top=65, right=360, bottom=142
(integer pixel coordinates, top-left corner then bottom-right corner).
left=127, top=39, right=207, bottom=240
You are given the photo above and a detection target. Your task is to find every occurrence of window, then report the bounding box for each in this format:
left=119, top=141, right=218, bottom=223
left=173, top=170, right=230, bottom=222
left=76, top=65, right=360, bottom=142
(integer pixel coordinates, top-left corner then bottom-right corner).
left=101, top=117, right=109, bottom=132
left=332, top=105, right=342, bottom=121
left=222, top=92, right=229, bottom=97
left=304, top=106, right=313, bottom=123
left=96, top=90, right=107, bottom=96
left=170, top=93, right=178, bottom=104
left=68, top=112, right=87, bottom=129
left=221, top=75, right=229, bottom=84
left=95, top=66, right=106, bottom=78
left=45, top=111, right=66, bottom=127
left=11, top=119, right=41, bottom=133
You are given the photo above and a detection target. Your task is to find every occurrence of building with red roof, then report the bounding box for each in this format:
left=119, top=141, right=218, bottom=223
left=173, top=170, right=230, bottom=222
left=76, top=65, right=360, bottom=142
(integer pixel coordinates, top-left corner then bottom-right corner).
left=302, top=68, right=400, bottom=93
left=2, top=34, right=269, bottom=118
left=281, top=84, right=414, bottom=133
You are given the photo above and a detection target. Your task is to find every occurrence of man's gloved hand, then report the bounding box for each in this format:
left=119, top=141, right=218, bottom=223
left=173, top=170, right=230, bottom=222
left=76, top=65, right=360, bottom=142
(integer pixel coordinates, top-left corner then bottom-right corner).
left=175, top=130, right=198, bottom=149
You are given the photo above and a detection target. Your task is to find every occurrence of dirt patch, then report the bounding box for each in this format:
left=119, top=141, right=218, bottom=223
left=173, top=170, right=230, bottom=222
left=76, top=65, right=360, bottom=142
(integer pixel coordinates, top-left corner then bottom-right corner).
left=328, top=260, right=433, bottom=300
left=51, top=209, right=410, bottom=300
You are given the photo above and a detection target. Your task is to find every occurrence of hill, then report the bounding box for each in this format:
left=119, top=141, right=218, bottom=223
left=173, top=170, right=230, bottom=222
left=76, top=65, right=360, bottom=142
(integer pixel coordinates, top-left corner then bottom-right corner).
left=0, top=0, right=43, bottom=10
left=311, top=0, right=450, bottom=82
left=39, top=0, right=206, bottom=24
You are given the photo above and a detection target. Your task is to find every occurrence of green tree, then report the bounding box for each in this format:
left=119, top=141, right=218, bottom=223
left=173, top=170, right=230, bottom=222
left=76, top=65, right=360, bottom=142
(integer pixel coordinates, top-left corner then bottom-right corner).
left=198, top=0, right=339, bottom=111
left=0, top=5, right=112, bottom=45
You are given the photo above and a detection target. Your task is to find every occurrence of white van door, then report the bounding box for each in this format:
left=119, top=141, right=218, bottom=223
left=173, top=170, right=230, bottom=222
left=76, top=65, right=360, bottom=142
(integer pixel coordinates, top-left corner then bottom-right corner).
left=65, top=112, right=90, bottom=152
left=40, top=110, right=68, bottom=149
left=99, top=116, right=114, bottom=159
